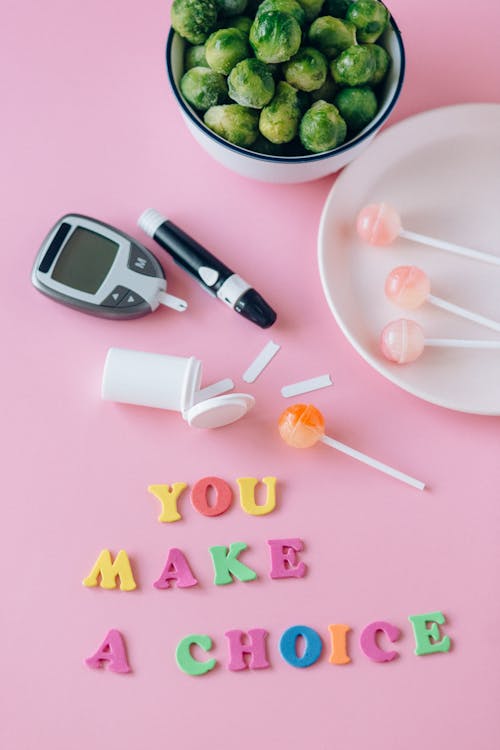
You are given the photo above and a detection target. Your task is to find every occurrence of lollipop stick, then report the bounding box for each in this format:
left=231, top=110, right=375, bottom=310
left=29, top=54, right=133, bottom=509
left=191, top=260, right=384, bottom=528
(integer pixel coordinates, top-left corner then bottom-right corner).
left=320, top=435, right=425, bottom=490
left=399, top=229, right=500, bottom=267
left=426, top=338, right=500, bottom=349
left=427, top=294, right=500, bottom=333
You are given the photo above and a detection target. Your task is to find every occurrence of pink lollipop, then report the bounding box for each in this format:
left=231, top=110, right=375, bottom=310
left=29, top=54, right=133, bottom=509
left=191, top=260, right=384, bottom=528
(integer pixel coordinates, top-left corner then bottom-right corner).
left=381, top=319, right=500, bottom=365
left=357, top=203, right=500, bottom=267
left=385, top=265, right=500, bottom=333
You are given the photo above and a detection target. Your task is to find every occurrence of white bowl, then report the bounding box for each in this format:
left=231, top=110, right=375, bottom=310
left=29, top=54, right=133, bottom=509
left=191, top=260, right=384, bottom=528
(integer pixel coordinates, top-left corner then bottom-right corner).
left=166, top=18, right=405, bottom=184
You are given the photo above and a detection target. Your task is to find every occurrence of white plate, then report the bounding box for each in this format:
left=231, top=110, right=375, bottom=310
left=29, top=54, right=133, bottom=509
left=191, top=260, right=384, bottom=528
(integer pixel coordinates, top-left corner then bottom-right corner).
left=318, top=104, right=500, bottom=415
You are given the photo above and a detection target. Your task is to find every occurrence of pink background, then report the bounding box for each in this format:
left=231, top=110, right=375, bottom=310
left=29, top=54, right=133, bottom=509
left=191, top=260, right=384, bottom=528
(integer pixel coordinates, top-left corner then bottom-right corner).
left=2, top=1, right=500, bottom=748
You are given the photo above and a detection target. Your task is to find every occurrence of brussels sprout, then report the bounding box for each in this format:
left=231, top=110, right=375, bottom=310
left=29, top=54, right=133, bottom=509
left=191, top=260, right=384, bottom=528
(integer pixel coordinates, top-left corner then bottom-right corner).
left=346, top=0, right=389, bottom=43
left=205, top=28, right=250, bottom=74
left=334, top=86, right=377, bottom=132
left=185, top=44, right=208, bottom=70
left=310, top=74, right=337, bottom=103
left=296, top=0, right=324, bottom=21
left=249, top=11, right=302, bottom=64
left=252, top=134, right=287, bottom=155
left=330, top=44, right=376, bottom=86
left=322, top=0, right=350, bottom=17
left=219, top=15, right=253, bottom=34
left=259, top=81, right=302, bottom=143
left=180, top=67, right=228, bottom=111
left=204, top=104, right=260, bottom=146
left=366, top=43, right=390, bottom=84
left=256, top=0, right=306, bottom=28
left=308, top=16, right=357, bottom=59
left=283, top=47, right=328, bottom=92
left=171, top=0, right=218, bottom=44
left=228, top=58, right=276, bottom=107
left=299, top=100, right=347, bottom=152
left=216, top=0, right=248, bottom=16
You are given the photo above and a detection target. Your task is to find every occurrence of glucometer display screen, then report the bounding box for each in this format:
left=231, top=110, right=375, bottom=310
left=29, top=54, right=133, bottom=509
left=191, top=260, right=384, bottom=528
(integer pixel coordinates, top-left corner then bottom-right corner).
left=51, top=227, right=119, bottom=293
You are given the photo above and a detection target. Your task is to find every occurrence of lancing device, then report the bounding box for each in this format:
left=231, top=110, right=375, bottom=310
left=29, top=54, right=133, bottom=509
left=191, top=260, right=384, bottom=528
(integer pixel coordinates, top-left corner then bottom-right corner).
left=138, top=208, right=277, bottom=329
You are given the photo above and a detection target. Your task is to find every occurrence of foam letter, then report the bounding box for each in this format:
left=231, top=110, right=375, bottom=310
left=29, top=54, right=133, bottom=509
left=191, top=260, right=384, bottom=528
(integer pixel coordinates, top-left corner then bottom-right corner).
left=279, top=625, right=323, bottom=668
left=82, top=549, right=136, bottom=591
left=225, top=629, right=270, bottom=671
left=328, top=624, right=351, bottom=665
left=209, top=542, right=258, bottom=585
left=153, top=548, right=198, bottom=589
left=408, top=611, right=451, bottom=656
left=85, top=629, right=131, bottom=673
left=191, top=477, right=233, bottom=517
left=268, top=538, right=306, bottom=579
left=176, top=634, right=216, bottom=676
left=148, top=483, right=187, bottom=522
left=360, top=621, right=400, bottom=662
left=237, top=476, right=277, bottom=516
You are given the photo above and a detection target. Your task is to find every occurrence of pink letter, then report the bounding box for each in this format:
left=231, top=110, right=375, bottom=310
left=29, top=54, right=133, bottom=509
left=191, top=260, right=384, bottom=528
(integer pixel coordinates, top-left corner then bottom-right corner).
left=360, top=621, right=401, bottom=663
left=85, top=629, right=131, bottom=673
left=191, top=477, right=233, bottom=517
left=268, top=538, right=306, bottom=579
left=154, top=548, right=198, bottom=589
left=225, top=629, right=270, bottom=671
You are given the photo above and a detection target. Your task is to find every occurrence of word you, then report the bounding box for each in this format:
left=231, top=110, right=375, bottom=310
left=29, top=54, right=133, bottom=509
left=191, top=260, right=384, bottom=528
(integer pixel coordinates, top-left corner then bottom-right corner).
left=148, top=476, right=277, bottom=522
left=86, top=613, right=451, bottom=676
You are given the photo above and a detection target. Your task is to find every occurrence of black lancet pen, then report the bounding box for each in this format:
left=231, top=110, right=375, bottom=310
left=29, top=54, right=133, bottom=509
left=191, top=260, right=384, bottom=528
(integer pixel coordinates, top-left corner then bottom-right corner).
left=138, top=208, right=277, bottom=329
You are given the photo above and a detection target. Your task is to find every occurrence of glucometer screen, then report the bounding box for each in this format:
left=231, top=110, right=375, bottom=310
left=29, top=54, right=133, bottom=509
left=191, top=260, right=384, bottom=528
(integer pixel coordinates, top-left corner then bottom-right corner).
left=51, top=227, right=119, bottom=293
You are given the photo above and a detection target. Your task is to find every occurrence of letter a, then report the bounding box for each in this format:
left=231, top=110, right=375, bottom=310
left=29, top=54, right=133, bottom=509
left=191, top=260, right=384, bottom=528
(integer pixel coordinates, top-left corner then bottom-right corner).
left=85, top=629, right=131, bottom=673
left=154, top=548, right=198, bottom=589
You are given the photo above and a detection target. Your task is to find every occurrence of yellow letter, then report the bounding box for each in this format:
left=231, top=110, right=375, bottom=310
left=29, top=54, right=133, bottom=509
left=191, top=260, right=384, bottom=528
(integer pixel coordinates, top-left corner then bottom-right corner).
left=237, top=477, right=277, bottom=516
left=82, top=549, right=137, bottom=591
left=148, top=483, right=188, bottom=522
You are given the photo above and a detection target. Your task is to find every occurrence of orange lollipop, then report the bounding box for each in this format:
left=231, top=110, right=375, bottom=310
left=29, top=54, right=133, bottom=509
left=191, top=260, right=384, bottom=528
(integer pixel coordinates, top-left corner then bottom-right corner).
left=278, top=404, right=425, bottom=490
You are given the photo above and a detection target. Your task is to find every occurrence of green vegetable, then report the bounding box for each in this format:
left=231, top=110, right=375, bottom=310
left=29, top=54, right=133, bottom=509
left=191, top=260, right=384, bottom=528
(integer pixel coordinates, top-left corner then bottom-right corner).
left=256, top=0, right=306, bottom=28
left=249, top=11, right=302, bottom=63
left=308, top=16, right=356, bottom=59
left=218, top=15, right=253, bottom=34
left=330, top=44, right=376, bottom=86
left=180, top=67, right=228, bottom=111
left=366, top=43, right=391, bottom=84
left=216, top=0, right=248, bottom=16
left=296, top=0, right=324, bottom=21
left=259, top=81, right=302, bottom=143
left=204, top=103, right=260, bottom=146
left=171, top=0, right=218, bottom=44
left=185, top=45, right=208, bottom=70
left=228, top=58, right=275, bottom=107
left=283, top=47, right=328, bottom=92
left=322, top=0, right=350, bottom=17
left=334, top=86, right=378, bottom=132
left=252, top=134, right=286, bottom=155
left=346, top=0, right=389, bottom=43
left=205, top=28, right=250, bottom=74
left=299, top=99, right=347, bottom=152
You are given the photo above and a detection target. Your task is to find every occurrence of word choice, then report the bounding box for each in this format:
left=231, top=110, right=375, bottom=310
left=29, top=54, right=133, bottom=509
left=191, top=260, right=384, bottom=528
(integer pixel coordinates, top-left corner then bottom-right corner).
left=86, top=614, right=451, bottom=676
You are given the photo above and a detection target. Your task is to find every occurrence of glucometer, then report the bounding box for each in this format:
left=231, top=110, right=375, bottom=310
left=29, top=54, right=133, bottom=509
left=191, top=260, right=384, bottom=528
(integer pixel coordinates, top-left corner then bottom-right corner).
left=31, top=214, right=187, bottom=319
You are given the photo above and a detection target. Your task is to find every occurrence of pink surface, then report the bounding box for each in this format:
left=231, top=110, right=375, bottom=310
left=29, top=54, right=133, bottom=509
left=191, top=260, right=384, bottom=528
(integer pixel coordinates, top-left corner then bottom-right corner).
left=2, top=1, right=500, bottom=748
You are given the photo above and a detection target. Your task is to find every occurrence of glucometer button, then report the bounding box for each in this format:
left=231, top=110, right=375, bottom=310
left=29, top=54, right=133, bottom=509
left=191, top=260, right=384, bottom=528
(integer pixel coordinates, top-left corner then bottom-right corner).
left=118, top=291, right=145, bottom=308
left=101, top=285, right=129, bottom=307
left=128, top=246, right=157, bottom=277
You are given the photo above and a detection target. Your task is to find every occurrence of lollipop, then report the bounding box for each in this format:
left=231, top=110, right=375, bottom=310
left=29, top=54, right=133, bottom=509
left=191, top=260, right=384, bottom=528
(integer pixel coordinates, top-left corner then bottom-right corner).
left=381, top=319, right=500, bottom=365
left=357, top=203, right=500, bottom=267
left=385, top=265, right=500, bottom=333
left=278, top=404, right=425, bottom=491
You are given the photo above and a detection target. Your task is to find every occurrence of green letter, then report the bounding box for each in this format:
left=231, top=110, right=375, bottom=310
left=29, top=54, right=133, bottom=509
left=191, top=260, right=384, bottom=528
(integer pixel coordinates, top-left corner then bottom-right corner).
left=175, top=634, right=216, bottom=676
left=209, top=542, right=258, bottom=585
left=408, top=611, right=451, bottom=656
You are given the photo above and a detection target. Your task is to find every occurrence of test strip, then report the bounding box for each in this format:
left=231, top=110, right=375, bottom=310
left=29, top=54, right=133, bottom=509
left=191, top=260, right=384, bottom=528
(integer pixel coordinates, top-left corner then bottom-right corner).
left=243, top=340, right=281, bottom=383
left=193, top=378, right=234, bottom=403
left=281, top=374, right=333, bottom=398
